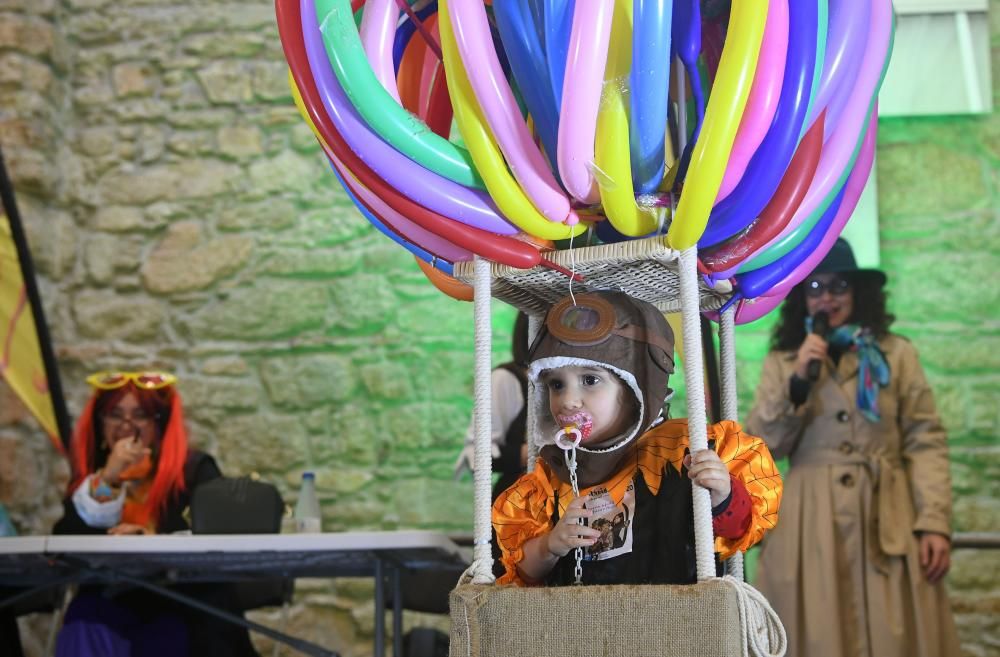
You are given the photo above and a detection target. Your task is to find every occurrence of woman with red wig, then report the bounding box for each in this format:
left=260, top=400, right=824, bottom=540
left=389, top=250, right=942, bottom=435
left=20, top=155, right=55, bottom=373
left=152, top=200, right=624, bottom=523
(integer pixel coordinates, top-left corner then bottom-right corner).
left=53, top=371, right=259, bottom=657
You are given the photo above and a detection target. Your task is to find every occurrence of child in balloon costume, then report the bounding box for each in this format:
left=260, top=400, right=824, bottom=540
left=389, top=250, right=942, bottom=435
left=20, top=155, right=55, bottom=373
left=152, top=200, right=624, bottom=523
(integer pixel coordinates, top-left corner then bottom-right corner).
left=493, top=292, right=781, bottom=586
left=274, top=0, right=895, bottom=654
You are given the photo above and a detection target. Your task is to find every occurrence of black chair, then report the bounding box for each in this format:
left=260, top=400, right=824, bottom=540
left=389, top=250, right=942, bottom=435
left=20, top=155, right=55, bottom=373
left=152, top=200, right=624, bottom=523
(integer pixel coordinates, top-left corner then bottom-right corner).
left=383, top=564, right=466, bottom=615
left=381, top=555, right=467, bottom=657
left=190, top=476, right=293, bottom=611
left=1, top=585, right=67, bottom=657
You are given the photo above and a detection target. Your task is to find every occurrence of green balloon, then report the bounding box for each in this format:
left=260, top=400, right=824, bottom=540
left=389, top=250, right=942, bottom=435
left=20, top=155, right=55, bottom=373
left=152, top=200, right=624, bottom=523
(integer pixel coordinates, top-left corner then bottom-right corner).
left=316, top=0, right=484, bottom=188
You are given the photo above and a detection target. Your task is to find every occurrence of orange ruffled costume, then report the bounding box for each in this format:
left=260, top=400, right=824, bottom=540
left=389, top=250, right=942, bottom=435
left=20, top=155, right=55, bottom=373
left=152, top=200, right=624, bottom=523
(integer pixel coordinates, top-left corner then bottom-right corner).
left=493, top=419, right=782, bottom=586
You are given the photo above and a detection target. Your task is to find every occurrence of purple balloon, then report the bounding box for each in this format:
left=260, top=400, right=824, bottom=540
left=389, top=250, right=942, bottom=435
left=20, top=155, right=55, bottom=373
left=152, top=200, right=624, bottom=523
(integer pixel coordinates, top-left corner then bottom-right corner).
left=806, top=0, right=871, bottom=130
left=761, top=108, right=877, bottom=299
left=300, top=0, right=518, bottom=235
left=698, top=0, right=819, bottom=247
left=735, top=184, right=846, bottom=299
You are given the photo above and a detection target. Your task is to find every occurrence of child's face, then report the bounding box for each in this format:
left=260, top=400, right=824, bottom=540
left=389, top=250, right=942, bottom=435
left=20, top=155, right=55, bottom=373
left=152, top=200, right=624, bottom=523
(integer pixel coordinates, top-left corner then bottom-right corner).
left=541, top=365, right=636, bottom=445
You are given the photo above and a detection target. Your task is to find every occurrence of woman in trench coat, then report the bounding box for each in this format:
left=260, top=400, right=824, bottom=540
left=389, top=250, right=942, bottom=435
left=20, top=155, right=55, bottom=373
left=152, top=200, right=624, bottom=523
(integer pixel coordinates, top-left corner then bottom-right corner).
left=746, top=239, right=960, bottom=657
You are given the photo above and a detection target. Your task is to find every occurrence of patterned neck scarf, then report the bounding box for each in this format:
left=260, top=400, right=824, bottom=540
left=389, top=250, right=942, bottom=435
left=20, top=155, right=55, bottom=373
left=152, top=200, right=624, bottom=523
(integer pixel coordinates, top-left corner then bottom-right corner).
left=806, top=319, right=891, bottom=422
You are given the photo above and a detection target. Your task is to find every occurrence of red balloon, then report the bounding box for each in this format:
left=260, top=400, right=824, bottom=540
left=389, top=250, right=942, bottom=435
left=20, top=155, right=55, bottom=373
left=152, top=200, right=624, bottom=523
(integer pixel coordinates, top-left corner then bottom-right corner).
left=275, top=0, right=541, bottom=270
left=424, top=60, right=453, bottom=139
left=701, top=112, right=826, bottom=273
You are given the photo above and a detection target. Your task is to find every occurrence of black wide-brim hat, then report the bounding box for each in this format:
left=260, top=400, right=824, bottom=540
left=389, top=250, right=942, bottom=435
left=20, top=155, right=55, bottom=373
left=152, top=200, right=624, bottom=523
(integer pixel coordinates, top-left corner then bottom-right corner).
left=812, top=238, right=887, bottom=287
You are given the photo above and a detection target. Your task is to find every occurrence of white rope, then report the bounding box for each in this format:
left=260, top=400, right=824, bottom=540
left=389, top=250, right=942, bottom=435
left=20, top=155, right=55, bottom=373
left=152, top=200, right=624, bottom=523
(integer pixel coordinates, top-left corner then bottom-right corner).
left=678, top=247, right=716, bottom=581
left=525, top=314, right=543, bottom=473
left=718, top=305, right=745, bottom=581
left=718, top=576, right=788, bottom=657
left=719, top=305, right=739, bottom=423
left=471, top=256, right=496, bottom=584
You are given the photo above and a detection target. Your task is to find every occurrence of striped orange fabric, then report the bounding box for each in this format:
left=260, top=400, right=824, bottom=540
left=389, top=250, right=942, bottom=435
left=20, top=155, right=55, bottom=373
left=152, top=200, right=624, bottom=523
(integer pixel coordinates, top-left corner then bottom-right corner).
left=493, top=419, right=782, bottom=585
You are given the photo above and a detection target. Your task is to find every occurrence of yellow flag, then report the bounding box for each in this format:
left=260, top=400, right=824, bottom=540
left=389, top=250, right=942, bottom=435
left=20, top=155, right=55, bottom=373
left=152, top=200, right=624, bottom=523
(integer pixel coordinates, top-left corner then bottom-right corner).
left=0, top=149, right=68, bottom=452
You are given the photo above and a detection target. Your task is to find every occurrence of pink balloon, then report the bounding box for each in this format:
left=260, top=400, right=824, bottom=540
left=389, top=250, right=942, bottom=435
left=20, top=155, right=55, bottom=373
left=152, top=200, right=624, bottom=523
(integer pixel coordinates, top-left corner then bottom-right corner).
left=715, top=0, right=788, bottom=203
left=359, top=0, right=402, bottom=103
left=556, top=0, right=614, bottom=205
left=762, top=107, right=877, bottom=299
left=704, top=292, right=787, bottom=325
left=446, top=0, right=579, bottom=224
left=766, top=0, right=891, bottom=247
left=735, top=293, right=787, bottom=324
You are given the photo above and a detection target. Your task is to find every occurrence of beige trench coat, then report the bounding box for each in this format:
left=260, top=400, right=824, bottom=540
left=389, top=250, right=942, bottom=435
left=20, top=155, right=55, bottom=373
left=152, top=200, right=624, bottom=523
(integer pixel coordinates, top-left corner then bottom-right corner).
left=746, top=333, right=959, bottom=657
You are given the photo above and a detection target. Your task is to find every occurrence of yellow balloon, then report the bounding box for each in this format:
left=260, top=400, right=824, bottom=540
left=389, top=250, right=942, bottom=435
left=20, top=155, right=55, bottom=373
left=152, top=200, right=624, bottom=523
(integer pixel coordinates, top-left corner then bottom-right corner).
left=594, top=0, right=663, bottom=237
left=667, top=0, right=767, bottom=250
left=665, top=312, right=685, bottom=362
left=438, top=0, right=587, bottom=242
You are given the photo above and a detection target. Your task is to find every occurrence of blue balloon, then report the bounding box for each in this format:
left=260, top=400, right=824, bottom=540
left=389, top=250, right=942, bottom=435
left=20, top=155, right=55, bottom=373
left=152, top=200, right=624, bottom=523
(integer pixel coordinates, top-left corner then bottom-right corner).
left=631, top=0, right=673, bottom=194
left=392, top=1, right=439, bottom=75
left=594, top=217, right=666, bottom=245
left=698, top=0, right=821, bottom=247
left=543, top=0, right=574, bottom=108
left=594, top=219, right=634, bottom=244
left=735, top=184, right=845, bottom=299
left=494, top=0, right=562, bottom=170
left=329, top=164, right=455, bottom=275
left=671, top=0, right=704, bottom=185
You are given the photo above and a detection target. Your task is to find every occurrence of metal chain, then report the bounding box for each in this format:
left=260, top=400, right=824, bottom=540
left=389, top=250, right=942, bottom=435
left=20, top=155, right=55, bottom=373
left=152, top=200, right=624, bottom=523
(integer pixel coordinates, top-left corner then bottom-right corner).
left=564, top=447, right=584, bottom=585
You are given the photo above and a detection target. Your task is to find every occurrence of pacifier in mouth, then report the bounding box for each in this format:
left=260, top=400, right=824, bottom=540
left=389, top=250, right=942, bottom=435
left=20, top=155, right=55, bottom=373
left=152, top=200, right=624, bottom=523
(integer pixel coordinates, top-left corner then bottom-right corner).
left=555, top=424, right=582, bottom=450
left=557, top=413, right=593, bottom=441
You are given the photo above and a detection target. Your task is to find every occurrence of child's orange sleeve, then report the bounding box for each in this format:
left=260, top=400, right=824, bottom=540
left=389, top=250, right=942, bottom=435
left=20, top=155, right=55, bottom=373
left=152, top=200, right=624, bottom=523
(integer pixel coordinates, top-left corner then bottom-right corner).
left=492, top=465, right=556, bottom=586
left=712, top=420, right=783, bottom=558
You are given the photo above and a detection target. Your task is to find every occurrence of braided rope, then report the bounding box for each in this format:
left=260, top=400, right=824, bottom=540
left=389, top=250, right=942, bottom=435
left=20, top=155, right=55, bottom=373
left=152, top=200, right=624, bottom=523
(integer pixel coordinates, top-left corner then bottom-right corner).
left=678, top=248, right=716, bottom=581
left=719, top=306, right=739, bottom=423
left=719, top=575, right=788, bottom=657
left=718, top=305, right=745, bottom=581
left=471, top=257, right=496, bottom=584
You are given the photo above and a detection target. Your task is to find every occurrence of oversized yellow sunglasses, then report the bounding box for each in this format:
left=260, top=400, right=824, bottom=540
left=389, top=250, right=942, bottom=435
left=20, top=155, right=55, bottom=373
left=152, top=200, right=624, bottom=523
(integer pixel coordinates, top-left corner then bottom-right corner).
left=86, top=371, right=178, bottom=390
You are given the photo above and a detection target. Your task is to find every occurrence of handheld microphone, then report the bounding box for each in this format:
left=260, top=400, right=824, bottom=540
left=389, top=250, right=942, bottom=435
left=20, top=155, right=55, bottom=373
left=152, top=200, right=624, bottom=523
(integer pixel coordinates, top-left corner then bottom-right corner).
left=806, top=311, right=829, bottom=381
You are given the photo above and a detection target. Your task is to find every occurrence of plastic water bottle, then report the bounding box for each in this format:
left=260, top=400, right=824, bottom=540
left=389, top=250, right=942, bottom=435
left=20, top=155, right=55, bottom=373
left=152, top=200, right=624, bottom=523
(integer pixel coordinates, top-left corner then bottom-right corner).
left=293, top=472, right=322, bottom=533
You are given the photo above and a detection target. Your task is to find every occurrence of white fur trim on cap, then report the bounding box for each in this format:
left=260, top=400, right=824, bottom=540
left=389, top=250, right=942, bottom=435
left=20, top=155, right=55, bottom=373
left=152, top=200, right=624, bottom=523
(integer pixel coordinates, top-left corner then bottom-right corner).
left=528, top=356, right=644, bottom=454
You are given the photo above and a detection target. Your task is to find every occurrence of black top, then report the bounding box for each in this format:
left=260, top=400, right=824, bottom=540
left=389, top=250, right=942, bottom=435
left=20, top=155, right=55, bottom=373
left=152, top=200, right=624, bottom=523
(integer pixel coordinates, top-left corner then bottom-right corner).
left=545, top=461, right=723, bottom=586
left=51, top=450, right=260, bottom=656
left=789, top=345, right=846, bottom=407
left=53, top=450, right=222, bottom=535
left=491, top=362, right=528, bottom=501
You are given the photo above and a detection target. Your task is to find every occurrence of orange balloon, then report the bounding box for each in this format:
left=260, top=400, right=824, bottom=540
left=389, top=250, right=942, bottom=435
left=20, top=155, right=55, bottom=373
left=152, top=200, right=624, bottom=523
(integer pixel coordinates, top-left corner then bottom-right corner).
left=417, top=15, right=441, bottom=116
left=511, top=233, right=555, bottom=252
left=415, top=257, right=474, bottom=301
left=397, top=23, right=427, bottom=114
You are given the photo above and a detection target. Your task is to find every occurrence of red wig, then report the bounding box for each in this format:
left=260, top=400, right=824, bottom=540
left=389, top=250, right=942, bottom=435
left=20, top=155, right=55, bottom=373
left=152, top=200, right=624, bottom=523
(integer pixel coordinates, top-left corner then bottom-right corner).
left=69, top=383, right=189, bottom=526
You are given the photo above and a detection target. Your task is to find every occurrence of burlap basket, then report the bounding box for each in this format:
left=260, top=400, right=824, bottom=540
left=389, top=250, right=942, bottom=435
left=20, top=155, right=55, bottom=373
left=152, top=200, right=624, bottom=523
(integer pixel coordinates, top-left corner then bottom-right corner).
left=449, top=580, right=742, bottom=657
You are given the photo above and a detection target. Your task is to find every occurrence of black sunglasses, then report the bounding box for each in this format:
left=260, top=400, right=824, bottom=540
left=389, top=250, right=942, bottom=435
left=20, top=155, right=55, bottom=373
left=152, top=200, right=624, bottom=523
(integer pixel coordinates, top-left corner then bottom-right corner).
left=805, top=277, right=852, bottom=298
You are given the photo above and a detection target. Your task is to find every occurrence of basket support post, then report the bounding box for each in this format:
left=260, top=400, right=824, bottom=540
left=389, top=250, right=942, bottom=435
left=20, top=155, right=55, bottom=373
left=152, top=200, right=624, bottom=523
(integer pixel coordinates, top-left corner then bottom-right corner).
left=470, top=257, right=497, bottom=584
left=677, top=247, right=716, bottom=581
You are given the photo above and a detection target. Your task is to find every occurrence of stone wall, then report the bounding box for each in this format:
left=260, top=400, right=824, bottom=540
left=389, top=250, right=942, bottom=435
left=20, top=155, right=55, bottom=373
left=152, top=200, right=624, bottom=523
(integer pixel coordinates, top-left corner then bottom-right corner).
left=0, top=1, right=996, bottom=656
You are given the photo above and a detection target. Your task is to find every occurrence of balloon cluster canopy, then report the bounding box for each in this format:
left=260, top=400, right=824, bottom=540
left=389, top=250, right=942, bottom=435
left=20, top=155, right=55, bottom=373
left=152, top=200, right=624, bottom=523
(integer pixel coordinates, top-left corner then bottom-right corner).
left=452, top=236, right=733, bottom=316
